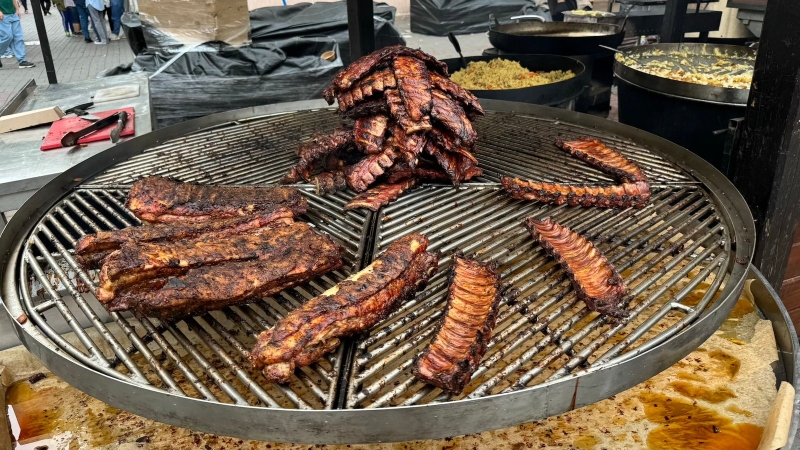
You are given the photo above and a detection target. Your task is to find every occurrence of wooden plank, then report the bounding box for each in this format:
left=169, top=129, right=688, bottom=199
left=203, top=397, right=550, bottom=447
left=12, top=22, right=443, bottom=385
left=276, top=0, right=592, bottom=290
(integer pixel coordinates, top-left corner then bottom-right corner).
left=0, top=106, right=64, bottom=134
left=784, top=244, right=800, bottom=281
left=728, top=0, right=800, bottom=291
left=780, top=278, right=800, bottom=329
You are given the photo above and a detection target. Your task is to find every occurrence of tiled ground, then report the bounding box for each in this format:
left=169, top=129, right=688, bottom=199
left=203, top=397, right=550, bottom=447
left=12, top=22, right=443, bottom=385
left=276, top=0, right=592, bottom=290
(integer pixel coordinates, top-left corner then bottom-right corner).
left=0, top=9, right=134, bottom=107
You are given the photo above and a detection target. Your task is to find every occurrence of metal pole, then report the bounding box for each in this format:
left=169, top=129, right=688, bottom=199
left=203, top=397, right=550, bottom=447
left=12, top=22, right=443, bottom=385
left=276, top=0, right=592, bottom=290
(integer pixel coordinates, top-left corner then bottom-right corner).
left=346, top=0, right=374, bottom=61
left=30, top=0, right=57, bottom=83
left=728, top=0, right=800, bottom=290
left=660, top=0, right=690, bottom=43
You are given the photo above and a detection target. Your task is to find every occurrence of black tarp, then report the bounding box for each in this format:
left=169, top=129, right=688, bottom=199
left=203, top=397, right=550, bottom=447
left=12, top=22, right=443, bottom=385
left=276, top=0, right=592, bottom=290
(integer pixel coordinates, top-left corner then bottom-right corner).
left=410, top=0, right=535, bottom=36
left=134, top=37, right=343, bottom=128
left=111, top=2, right=405, bottom=128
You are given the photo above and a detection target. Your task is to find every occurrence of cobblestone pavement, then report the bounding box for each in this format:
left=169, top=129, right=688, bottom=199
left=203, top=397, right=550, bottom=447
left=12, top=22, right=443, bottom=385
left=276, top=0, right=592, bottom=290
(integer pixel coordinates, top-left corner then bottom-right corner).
left=0, top=8, right=134, bottom=107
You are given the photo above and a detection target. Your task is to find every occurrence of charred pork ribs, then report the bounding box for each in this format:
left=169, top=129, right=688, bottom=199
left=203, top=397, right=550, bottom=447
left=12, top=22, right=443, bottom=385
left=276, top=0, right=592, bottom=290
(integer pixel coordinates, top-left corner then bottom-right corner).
left=250, top=233, right=439, bottom=383
left=526, top=217, right=627, bottom=318
left=127, top=176, right=307, bottom=222
left=414, top=255, right=502, bottom=395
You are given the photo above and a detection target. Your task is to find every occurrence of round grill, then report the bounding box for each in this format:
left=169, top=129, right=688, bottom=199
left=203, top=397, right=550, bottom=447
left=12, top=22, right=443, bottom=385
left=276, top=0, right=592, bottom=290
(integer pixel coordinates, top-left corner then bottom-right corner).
left=0, top=99, right=754, bottom=443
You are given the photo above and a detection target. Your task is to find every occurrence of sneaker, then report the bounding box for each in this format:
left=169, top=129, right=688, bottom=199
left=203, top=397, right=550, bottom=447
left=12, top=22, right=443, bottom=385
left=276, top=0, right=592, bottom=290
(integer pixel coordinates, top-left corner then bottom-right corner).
left=18, top=61, right=35, bottom=68
left=84, top=38, right=92, bottom=43
left=110, top=34, right=120, bottom=41
left=65, top=32, right=71, bottom=37
left=1, top=53, right=12, bottom=59
left=94, top=41, right=108, bottom=45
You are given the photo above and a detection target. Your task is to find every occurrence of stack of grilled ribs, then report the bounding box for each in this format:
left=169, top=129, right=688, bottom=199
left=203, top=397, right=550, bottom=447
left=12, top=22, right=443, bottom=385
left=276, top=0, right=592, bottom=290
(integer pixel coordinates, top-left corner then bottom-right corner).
left=282, top=45, right=485, bottom=212
left=76, top=176, right=343, bottom=321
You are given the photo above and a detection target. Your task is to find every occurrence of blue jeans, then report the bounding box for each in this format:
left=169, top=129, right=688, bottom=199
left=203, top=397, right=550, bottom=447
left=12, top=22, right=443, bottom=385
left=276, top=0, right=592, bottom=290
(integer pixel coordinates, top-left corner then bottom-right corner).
left=110, top=0, right=123, bottom=35
left=59, top=9, right=74, bottom=33
left=0, top=14, right=26, bottom=63
left=73, top=0, right=91, bottom=40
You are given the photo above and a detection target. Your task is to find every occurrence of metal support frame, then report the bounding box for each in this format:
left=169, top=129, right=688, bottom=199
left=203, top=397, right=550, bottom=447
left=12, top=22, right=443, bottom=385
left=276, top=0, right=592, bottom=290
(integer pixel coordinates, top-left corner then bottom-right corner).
left=29, top=0, right=57, bottom=83
left=660, top=0, right=691, bottom=42
left=346, top=0, right=374, bottom=62
left=729, top=0, right=800, bottom=290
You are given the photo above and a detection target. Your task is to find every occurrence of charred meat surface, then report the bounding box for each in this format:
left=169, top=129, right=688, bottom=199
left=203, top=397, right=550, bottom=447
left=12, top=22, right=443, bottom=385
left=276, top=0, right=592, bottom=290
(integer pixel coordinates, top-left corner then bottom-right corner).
left=97, top=220, right=303, bottom=302
left=428, top=141, right=482, bottom=185
left=430, top=89, right=477, bottom=146
left=556, top=137, right=648, bottom=183
left=344, top=179, right=419, bottom=211
left=287, top=129, right=356, bottom=182
left=338, top=69, right=397, bottom=112
left=385, top=88, right=433, bottom=134
left=346, top=143, right=399, bottom=192
left=127, top=176, right=307, bottom=223
left=354, top=114, right=389, bottom=155
left=429, top=72, right=484, bottom=118
left=250, top=234, right=439, bottom=383
left=75, top=208, right=294, bottom=269
left=393, top=56, right=432, bottom=123
left=105, top=228, right=343, bottom=321
left=313, top=170, right=348, bottom=195
left=526, top=217, right=627, bottom=318
left=386, top=162, right=451, bottom=183
left=414, top=255, right=502, bottom=395
left=323, top=45, right=449, bottom=103
left=501, top=178, right=651, bottom=209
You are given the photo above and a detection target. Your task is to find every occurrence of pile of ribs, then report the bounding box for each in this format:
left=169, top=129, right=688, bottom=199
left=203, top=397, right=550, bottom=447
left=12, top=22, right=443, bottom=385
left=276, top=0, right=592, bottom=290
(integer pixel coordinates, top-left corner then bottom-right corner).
left=502, top=137, right=651, bottom=209
left=76, top=176, right=343, bottom=321
left=282, top=45, right=485, bottom=212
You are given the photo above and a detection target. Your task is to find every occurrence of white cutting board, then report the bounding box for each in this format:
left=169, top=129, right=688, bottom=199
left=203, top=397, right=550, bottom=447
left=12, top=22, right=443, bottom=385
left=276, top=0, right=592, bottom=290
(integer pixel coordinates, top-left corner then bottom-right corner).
left=93, top=84, right=140, bottom=103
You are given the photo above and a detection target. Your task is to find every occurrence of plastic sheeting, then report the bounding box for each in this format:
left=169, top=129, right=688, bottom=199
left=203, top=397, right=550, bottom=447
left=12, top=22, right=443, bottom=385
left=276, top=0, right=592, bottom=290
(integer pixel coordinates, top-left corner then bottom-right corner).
left=110, top=2, right=405, bottom=128
left=250, top=2, right=403, bottom=65
left=135, top=37, right=343, bottom=128
left=410, top=0, right=535, bottom=36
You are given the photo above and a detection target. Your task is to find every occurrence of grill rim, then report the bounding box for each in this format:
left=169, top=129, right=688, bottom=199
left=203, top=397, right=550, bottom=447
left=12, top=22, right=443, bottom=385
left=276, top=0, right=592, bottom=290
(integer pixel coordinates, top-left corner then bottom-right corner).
left=0, top=99, right=755, bottom=444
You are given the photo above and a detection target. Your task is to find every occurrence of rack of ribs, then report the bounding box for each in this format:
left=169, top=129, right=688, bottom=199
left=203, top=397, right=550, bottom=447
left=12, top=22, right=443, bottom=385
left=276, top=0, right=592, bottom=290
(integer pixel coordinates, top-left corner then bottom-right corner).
left=126, top=176, right=308, bottom=223
left=525, top=217, right=627, bottom=318
left=344, top=179, right=419, bottom=211
left=75, top=208, right=294, bottom=269
left=250, top=233, right=439, bottom=384
left=501, top=137, right=651, bottom=209
left=104, top=228, right=343, bottom=321
left=556, top=137, right=647, bottom=183
left=96, top=221, right=322, bottom=303
left=414, top=255, right=502, bottom=395
left=501, top=178, right=651, bottom=209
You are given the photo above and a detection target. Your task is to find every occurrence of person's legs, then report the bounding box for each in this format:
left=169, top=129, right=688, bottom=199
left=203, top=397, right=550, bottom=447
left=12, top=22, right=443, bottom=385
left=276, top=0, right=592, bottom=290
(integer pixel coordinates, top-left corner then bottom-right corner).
left=8, top=15, right=30, bottom=65
left=68, top=7, right=79, bottom=33
left=73, top=0, right=91, bottom=40
left=110, top=0, right=122, bottom=36
left=0, top=15, right=13, bottom=58
left=59, top=10, right=70, bottom=33
left=20, top=0, right=28, bottom=12
left=40, top=0, right=51, bottom=15
left=88, top=5, right=108, bottom=43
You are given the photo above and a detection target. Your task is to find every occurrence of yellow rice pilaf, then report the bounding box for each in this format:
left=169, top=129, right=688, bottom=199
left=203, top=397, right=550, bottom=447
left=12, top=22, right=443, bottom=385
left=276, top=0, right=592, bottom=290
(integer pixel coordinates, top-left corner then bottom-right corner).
left=450, top=59, right=575, bottom=90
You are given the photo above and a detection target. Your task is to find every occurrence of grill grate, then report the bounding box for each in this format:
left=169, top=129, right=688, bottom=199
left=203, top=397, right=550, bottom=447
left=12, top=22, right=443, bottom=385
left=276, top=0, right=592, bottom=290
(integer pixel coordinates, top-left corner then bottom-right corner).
left=10, top=107, right=736, bottom=422
left=21, top=186, right=370, bottom=410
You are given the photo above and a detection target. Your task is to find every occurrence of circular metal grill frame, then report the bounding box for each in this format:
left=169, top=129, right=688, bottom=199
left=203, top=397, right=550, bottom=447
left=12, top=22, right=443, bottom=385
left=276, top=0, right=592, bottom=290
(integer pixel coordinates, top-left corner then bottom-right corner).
left=0, top=99, right=755, bottom=443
